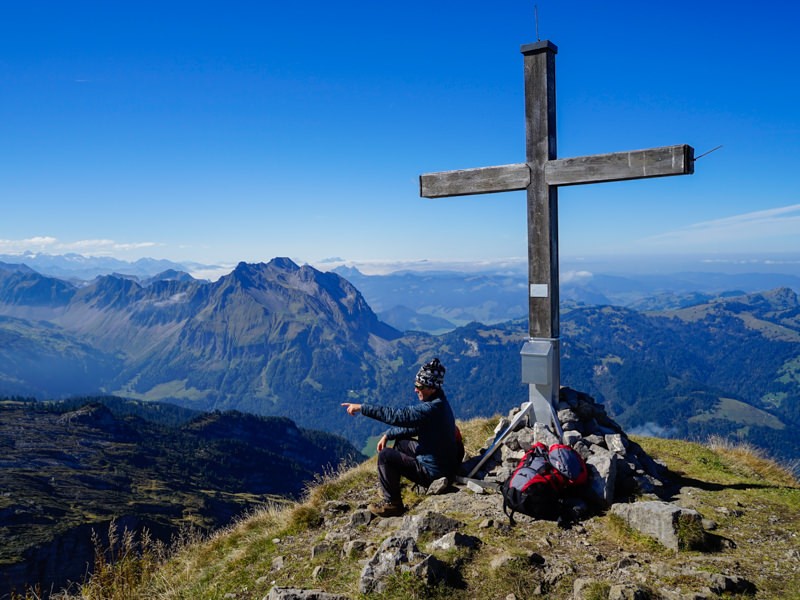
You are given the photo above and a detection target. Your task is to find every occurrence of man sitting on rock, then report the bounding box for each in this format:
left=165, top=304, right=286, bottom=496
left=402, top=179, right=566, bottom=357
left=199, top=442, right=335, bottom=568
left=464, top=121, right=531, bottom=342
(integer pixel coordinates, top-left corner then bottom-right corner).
left=342, top=357, right=463, bottom=517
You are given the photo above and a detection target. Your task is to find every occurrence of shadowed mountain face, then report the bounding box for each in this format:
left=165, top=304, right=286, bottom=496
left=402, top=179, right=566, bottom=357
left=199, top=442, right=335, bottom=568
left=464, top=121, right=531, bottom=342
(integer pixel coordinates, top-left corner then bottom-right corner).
left=0, top=259, right=799, bottom=463
left=0, top=258, right=412, bottom=442
left=0, top=398, right=364, bottom=597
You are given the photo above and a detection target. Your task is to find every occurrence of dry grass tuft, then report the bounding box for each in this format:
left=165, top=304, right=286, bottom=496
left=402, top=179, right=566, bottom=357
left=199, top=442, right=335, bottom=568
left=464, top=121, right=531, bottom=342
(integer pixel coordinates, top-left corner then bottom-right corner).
left=72, top=521, right=168, bottom=600
left=458, top=415, right=500, bottom=458
left=706, top=434, right=799, bottom=485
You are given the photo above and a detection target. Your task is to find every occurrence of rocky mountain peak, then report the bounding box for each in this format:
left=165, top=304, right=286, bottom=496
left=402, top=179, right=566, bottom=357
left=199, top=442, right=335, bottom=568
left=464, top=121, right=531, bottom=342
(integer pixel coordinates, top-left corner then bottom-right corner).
left=145, top=269, right=196, bottom=285
left=229, top=259, right=302, bottom=288
left=267, top=257, right=301, bottom=272
left=0, top=261, right=37, bottom=275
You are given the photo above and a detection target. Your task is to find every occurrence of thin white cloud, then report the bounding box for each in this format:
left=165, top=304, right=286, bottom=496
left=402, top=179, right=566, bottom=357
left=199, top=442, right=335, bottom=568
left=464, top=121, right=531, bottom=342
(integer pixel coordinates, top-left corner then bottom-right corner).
left=639, top=203, right=800, bottom=250
left=0, top=236, right=160, bottom=256
left=0, top=236, right=58, bottom=251
left=561, top=270, right=593, bottom=283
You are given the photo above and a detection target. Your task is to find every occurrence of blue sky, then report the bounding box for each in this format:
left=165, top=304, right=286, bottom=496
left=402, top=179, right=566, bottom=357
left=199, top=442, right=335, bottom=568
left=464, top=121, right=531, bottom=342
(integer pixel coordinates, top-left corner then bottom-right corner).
left=2, top=1, right=799, bottom=274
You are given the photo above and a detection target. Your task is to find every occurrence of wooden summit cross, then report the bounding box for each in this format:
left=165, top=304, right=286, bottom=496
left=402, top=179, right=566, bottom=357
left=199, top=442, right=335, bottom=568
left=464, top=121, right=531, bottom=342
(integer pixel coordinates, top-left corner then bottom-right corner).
left=420, top=40, right=694, bottom=436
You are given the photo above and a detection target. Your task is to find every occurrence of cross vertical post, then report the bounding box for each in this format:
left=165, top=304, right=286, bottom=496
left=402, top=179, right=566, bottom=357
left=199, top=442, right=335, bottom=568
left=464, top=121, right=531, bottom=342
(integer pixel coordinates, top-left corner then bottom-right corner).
left=522, top=41, right=562, bottom=429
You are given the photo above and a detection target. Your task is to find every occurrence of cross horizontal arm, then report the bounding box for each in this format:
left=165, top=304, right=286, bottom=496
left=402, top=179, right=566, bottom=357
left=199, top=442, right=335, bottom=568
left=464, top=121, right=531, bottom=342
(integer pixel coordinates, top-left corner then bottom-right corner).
left=420, top=163, right=530, bottom=198
left=544, top=144, right=694, bottom=187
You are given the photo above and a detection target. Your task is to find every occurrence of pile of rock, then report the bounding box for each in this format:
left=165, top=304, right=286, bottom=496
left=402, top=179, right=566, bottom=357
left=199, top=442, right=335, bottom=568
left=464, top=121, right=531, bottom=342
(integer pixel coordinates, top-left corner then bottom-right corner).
left=464, top=387, right=671, bottom=507
left=264, top=387, right=761, bottom=599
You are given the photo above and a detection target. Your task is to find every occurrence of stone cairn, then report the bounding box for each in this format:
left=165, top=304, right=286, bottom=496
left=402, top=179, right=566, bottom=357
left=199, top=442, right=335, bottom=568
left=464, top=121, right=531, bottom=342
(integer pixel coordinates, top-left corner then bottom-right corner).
left=463, top=387, right=670, bottom=508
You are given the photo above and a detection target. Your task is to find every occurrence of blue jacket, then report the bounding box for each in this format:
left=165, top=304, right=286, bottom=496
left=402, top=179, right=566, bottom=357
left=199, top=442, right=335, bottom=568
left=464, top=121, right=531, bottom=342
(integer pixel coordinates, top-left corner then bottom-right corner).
left=361, top=390, right=460, bottom=479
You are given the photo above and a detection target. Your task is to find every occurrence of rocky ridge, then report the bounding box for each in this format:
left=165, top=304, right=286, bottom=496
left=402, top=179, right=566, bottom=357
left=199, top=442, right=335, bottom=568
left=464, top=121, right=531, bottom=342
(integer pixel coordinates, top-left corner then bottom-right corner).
left=247, top=389, right=800, bottom=599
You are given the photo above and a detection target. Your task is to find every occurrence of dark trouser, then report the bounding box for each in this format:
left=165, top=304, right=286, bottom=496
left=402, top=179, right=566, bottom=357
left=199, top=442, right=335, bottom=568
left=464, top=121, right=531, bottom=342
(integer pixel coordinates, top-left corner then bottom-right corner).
left=377, top=439, right=432, bottom=503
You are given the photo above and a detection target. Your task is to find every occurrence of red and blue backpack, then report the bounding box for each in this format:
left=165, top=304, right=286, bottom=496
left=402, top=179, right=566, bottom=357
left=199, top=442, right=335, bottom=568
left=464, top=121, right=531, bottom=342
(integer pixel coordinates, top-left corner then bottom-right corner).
left=500, top=442, right=588, bottom=525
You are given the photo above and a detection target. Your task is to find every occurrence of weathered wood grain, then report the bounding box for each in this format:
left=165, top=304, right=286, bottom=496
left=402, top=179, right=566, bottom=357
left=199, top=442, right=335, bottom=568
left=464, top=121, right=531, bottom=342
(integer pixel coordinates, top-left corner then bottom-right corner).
left=419, top=163, right=530, bottom=198
left=545, top=144, right=694, bottom=186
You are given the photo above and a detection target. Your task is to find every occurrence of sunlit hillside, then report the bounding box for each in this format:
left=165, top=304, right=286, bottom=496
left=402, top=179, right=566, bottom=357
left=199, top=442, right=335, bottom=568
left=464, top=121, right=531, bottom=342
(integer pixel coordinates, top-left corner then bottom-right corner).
left=60, top=417, right=800, bottom=600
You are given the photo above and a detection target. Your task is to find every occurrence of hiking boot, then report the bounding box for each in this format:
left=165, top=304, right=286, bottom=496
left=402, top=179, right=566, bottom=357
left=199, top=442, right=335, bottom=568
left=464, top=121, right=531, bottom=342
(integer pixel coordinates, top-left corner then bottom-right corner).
left=368, top=500, right=405, bottom=518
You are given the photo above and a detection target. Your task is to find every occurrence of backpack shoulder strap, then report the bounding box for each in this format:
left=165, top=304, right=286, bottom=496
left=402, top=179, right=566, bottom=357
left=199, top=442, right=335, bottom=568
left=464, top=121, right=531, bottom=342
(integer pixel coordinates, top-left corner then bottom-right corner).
left=501, top=494, right=517, bottom=526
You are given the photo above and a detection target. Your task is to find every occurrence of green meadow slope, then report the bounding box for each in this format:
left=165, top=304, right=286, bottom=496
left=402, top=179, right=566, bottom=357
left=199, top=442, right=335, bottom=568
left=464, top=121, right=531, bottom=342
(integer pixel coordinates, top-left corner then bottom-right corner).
left=69, top=418, right=800, bottom=600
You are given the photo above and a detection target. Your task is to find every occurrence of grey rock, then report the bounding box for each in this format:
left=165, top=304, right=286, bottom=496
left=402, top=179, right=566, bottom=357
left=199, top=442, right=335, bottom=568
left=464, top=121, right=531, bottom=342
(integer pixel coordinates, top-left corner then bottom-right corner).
left=359, top=536, right=419, bottom=594
left=608, top=584, right=650, bottom=600
left=542, top=559, right=575, bottom=586
left=696, top=572, right=757, bottom=595
left=632, top=474, right=662, bottom=495
left=562, top=430, right=583, bottom=446
left=616, top=556, right=639, bottom=569
left=428, top=531, right=481, bottom=552
left=411, top=483, right=428, bottom=495
left=586, top=450, right=617, bottom=507
left=583, top=434, right=605, bottom=447
left=359, top=534, right=447, bottom=595
left=489, top=552, right=515, bottom=570
left=310, top=542, right=335, bottom=559
left=502, top=430, right=523, bottom=451
left=504, top=427, right=536, bottom=451
left=715, top=506, right=744, bottom=518
left=573, top=440, right=593, bottom=461
left=266, top=587, right=350, bottom=600
left=271, top=555, right=285, bottom=571
left=324, top=531, right=349, bottom=542
left=407, top=553, right=448, bottom=584
left=348, top=509, right=373, bottom=528
left=610, top=501, right=704, bottom=550
left=493, top=416, right=512, bottom=435
left=516, top=427, right=536, bottom=449
left=342, top=539, right=367, bottom=557
left=400, top=510, right=464, bottom=538
left=557, top=408, right=579, bottom=424
left=533, top=422, right=561, bottom=447
left=491, top=466, right=512, bottom=483
left=605, top=433, right=627, bottom=453
left=501, top=445, right=525, bottom=464
left=426, top=477, right=450, bottom=495
left=322, top=501, right=349, bottom=514
left=467, top=480, right=485, bottom=494
left=574, top=399, right=598, bottom=420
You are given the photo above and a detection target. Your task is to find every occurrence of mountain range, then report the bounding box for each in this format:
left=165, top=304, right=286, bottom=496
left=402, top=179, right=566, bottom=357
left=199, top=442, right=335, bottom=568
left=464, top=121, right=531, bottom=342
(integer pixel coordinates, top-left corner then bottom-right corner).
left=0, top=257, right=799, bottom=466
left=0, top=252, right=212, bottom=281
left=335, top=265, right=800, bottom=331
left=0, top=396, right=362, bottom=596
